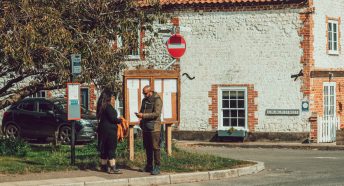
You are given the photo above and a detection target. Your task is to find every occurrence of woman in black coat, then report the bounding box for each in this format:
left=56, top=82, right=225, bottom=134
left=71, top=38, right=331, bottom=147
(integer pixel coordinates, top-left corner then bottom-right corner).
left=96, top=90, right=122, bottom=174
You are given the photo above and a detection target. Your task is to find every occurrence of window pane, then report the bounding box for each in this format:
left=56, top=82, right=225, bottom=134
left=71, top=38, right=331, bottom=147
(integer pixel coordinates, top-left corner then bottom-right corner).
left=21, top=102, right=35, bottom=111
left=330, top=86, right=334, bottom=95
left=222, top=91, right=229, bottom=99
left=238, top=100, right=244, bottom=108
left=39, top=102, right=53, bottom=113
left=123, top=30, right=139, bottom=56
left=230, top=110, right=237, bottom=117
left=231, top=118, right=237, bottom=127
left=238, top=110, right=245, bottom=117
left=333, top=23, right=337, bottom=33
left=237, top=91, right=244, bottom=99
left=230, top=91, right=236, bottom=99
left=238, top=119, right=245, bottom=127
left=223, top=118, right=230, bottom=127
left=334, top=42, right=337, bottom=51
left=334, top=33, right=337, bottom=42
left=222, top=100, right=229, bottom=108
left=328, top=23, right=332, bottom=32
left=230, top=100, right=237, bottom=108
left=223, top=110, right=230, bottom=117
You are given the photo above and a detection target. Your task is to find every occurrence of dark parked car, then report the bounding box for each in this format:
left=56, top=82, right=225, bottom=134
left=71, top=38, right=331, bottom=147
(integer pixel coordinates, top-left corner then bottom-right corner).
left=1, top=97, right=97, bottom=144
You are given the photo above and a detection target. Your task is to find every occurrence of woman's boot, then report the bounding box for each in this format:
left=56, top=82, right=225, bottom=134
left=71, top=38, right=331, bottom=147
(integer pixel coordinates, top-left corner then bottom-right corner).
left=108, top=159, right=122, bottom=174
left=100, top=159, right=108, bottom=172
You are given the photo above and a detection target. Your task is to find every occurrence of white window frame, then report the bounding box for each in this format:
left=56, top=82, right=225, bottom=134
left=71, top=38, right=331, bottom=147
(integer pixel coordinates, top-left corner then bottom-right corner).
left=217, top=86, right=248, bottom=131
left=117, top=28, right=141, bottom=60
left=323, top=82, right=336, bottom=117
left=29, top=90, right=47, bottom=98
left=328, top=19, right=339, bottom=55
left=115, top=94, right=124, bottom=117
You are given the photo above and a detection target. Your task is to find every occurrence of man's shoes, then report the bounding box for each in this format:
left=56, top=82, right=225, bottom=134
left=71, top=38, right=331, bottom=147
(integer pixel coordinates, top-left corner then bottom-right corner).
left=108, top=166, right=122, bottom=174
left=140, top=166, right=153, bottom=173
left=100, top=164, right=108, bottom=172
left=151, top=166, right=160, bottom=175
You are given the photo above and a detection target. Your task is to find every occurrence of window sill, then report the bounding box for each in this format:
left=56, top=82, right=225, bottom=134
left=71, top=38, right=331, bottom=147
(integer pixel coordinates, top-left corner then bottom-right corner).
left=328, top=51, right=340, bottom=56
left=126, top=55, right=140, bottom=61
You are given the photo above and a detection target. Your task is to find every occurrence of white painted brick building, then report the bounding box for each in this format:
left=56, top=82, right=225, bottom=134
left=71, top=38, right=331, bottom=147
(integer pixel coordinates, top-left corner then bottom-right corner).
left=132, top=0, right=344, bottom=141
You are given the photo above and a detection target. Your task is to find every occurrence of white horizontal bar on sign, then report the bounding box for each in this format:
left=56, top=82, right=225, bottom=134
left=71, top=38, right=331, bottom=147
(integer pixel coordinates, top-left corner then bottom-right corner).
left=168, top=43, right=186, bottom=49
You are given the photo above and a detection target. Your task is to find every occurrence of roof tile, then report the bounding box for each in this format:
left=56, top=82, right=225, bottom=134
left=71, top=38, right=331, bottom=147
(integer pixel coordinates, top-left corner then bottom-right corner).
left=138, top=0, right=292, bottom=6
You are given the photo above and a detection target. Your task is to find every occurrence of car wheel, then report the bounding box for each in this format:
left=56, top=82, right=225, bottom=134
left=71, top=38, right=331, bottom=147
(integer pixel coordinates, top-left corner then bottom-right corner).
left=58, top=126, right=72, bottom=144
left=5, top=124, right=20, bottom=139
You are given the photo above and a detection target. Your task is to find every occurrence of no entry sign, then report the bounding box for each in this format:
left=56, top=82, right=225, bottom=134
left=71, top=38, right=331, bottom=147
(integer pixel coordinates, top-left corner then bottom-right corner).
left=166, top=34, right=186, bottom=58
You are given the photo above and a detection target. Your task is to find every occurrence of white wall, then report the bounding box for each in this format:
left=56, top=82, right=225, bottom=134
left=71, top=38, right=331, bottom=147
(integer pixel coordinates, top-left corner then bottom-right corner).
left=137, top=8, right=312, bottom=132
left=313, top=0, right=344, bottom=68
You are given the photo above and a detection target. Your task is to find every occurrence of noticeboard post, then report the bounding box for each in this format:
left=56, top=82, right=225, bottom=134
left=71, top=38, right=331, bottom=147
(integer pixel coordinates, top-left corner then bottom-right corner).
left=67, top=83, right=80, bottom=165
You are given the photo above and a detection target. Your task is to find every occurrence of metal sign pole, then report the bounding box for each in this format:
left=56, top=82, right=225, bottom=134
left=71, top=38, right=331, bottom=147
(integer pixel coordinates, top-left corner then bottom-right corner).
left=70, top=70, right=76, bottom=166
left=69, top=54, right=81, bottom=166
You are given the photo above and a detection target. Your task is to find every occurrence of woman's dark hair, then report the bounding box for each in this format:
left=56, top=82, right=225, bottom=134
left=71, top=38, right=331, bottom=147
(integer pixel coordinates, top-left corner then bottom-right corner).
left=96, top=89, right=112, bottom=120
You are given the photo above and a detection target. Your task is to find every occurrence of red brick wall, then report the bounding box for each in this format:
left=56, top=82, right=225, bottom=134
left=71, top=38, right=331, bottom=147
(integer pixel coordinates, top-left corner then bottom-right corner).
left=89, top=83, right=97, bottom=111
left=299, top=3, right=316, bottom=140
left=311, top=77, right=344, bottom=124
left=208, top=84, right=258, bottom=132
left=299, top=7, right=314, bottom=97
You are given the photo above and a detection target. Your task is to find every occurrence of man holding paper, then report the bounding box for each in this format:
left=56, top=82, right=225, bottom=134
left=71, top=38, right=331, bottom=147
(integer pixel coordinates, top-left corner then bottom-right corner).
left=135, top=85, right=163, bottom=175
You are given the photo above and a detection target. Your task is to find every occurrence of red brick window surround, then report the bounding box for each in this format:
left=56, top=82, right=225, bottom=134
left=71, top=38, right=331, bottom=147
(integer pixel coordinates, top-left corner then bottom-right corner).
left=326, top=16, right=341, bottom=55
left=208, top=84, right=258, bottom=132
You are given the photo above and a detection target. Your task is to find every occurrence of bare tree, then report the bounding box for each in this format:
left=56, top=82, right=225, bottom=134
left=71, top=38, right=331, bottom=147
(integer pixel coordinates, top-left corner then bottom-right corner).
left=0, top=0, right=161, bottom=109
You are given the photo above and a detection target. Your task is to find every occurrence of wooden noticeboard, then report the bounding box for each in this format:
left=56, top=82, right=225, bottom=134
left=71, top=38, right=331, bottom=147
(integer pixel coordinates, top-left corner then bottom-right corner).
left=123, top=69, right=180, bottom=160
left=124, top=69, right=180, bottom=125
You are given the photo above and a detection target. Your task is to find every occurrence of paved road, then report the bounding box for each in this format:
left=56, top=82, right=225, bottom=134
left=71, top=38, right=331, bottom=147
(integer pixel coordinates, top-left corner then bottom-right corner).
left=166, top=145, right=344, bottom=186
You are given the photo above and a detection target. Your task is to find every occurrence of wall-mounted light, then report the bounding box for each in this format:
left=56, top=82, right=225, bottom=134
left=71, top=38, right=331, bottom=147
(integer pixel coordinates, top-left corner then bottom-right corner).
left=329, top=72, right=334, bottom=81
left=291, top=70, right=303, bottom=81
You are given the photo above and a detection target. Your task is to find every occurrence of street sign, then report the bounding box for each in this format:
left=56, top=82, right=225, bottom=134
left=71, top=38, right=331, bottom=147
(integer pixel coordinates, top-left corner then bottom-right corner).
left=71, top=54, right=81, bottom=75
left=166, top=34, right=186, bottom=59
left=67, top=83, right=80, bottom=120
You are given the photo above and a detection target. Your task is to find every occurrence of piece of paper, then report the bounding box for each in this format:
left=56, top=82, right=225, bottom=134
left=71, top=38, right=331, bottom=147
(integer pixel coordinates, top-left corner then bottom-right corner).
left=154, top=79, right=162, bottom=93
left=68, top=84, right=79, bottom=100
left=164, top=79, right=177, bottom=93
left=163, top=92, right=172, bottom=118
left=129, top=89, right=139, bottom=122
left=127, top=79, right=139, bottom=89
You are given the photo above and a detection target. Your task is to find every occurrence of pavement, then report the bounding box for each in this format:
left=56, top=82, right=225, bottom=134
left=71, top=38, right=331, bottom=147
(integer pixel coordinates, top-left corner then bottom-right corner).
left=1, top=140, right=343, bottom=186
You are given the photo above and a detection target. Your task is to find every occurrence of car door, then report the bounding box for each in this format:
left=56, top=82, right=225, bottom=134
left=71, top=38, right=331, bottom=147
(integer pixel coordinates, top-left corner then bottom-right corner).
left=35, top=100, right=59, bottom=137
left=15, top=100, right=38, bottom=137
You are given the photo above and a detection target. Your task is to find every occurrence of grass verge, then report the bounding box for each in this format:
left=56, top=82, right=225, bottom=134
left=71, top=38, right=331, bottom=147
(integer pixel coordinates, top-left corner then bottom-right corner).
left=0, top=139, right=253, bottom=174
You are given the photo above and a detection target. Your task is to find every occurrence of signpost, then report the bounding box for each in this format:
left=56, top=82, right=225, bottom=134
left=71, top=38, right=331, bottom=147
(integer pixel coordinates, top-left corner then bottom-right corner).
left=69, top=54, right=81, bottom=165
left=71, top=54, right=81, bottom=75
left=166, top=34, right=186, bottom=59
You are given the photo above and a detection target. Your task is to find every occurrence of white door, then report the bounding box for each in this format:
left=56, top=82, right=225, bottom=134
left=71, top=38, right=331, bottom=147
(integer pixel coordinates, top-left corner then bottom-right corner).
left=323, top=82, right=336, bottom=118
left=218, top=87, right=248, bottom=131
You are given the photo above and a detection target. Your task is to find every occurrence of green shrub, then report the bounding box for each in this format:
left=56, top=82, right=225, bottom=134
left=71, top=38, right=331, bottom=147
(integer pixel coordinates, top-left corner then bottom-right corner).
left=0, top=137, right=31, bottom=157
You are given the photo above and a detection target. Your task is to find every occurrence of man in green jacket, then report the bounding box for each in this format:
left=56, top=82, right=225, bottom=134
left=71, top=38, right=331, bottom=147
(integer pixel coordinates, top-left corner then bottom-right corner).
left=136, top=85, right=163, bottom=175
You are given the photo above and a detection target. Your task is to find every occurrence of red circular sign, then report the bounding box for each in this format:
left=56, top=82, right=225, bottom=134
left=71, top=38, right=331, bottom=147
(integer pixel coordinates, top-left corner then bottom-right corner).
left=166, top=34, right=186, bottom=58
